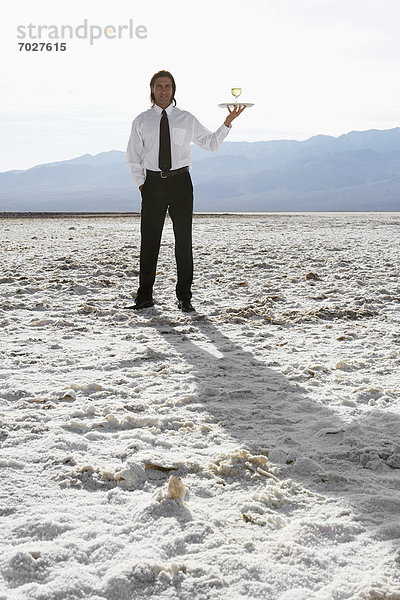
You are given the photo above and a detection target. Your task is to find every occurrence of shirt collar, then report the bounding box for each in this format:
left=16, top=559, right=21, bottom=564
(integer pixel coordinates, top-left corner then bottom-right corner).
left=153, top=103, right=174, bottom=116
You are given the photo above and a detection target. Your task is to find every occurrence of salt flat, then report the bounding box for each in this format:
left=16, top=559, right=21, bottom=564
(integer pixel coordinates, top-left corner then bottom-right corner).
left=0, top=212, right=400, bottom=600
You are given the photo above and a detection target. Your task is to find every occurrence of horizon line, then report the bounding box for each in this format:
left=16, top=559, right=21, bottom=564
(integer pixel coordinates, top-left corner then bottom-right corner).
left=2, top=124, right=400, bottom=174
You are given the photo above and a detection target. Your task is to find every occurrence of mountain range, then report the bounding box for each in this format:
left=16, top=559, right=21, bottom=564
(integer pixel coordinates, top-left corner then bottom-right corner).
left=1, top=127, right=400, bottom=212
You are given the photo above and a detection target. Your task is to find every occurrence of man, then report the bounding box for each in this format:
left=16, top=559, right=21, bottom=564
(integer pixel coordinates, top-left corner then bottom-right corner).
left=126, top=70, right=245, bottom=312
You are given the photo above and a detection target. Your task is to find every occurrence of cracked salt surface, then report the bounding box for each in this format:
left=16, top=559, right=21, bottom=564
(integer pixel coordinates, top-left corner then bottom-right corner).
left=1, top=213, right=400, bottom=599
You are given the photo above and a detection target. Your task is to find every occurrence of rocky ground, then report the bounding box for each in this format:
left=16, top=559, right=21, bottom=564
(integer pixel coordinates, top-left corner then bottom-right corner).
left=1, top=212, right=400, bottom=600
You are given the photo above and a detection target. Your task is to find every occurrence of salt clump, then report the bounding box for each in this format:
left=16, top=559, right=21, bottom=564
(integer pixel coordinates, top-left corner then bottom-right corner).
left=60, top=389, right=76, bottom=400
left=113, top=461, right=146, bottom=487
left=166, top=475, right=186, bottom=501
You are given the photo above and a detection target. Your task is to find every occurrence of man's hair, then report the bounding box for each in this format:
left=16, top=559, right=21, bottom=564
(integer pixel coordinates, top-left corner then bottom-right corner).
left=150, top=70, right=176, bottom=106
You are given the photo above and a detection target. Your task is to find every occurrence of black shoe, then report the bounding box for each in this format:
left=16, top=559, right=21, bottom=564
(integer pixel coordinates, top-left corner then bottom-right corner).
left=178, top=299, right=195, bottom=313
left=131, top=298, right=154, bottom=310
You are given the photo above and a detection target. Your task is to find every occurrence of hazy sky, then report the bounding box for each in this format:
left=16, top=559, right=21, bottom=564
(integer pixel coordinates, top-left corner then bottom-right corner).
left=2, top=0, right=400, bottom=170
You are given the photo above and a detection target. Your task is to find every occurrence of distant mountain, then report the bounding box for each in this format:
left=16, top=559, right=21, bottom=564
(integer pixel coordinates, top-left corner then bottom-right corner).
left=1, top=128, right=400, bottom=212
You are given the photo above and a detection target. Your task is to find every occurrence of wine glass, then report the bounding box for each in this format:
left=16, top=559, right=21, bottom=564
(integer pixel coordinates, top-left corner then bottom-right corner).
left=231, top=88, right=242, bottom=104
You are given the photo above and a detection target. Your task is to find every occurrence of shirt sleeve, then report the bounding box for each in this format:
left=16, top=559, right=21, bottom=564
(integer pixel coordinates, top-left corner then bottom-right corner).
left=191, top=116, right=231, bottom=152
left=125, top=118, right=146, bottom=187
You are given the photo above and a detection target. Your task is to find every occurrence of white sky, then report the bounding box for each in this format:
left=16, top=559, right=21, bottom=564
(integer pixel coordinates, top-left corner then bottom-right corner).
left=1, top=0, right=400, bottom=171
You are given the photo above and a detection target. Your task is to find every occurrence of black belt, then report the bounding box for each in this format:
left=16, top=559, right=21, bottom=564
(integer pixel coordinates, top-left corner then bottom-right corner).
left=146, top=166, right=189, bottom=179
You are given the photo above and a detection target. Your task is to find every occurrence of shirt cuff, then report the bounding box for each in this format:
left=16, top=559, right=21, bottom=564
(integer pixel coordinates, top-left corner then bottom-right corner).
left=129, top=168, right=145, bottom=187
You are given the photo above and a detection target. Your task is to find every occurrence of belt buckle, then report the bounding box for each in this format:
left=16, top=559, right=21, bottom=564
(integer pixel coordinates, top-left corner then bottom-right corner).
left=160, top=171, right=168, bottom=179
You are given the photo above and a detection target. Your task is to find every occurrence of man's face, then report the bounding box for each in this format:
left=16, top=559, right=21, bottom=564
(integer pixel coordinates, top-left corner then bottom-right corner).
left=152, top=77, right=173, bottom=108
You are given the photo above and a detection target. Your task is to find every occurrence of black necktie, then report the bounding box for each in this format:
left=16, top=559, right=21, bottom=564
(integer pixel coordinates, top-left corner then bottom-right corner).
left=158, top=109, right=172, bottom=173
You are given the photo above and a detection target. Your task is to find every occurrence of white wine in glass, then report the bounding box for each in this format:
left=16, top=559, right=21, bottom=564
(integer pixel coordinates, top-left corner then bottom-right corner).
left=231, top=87, right=242, bottom=103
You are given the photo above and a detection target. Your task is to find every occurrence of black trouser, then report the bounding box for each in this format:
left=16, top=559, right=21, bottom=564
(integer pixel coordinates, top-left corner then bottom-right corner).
left=136, top=171, right=194, bottom=302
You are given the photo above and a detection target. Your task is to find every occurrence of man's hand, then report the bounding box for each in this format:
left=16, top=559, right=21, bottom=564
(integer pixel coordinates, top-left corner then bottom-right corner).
left=139, top=184, right=144, bottom=191
left=224, top=104, right=246, bottom=128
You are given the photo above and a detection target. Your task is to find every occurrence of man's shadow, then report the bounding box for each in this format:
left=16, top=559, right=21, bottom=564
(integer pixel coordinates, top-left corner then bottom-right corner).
left=146, top=312, right=341, bottom=462
left=140, top=310, right=400, bottom=539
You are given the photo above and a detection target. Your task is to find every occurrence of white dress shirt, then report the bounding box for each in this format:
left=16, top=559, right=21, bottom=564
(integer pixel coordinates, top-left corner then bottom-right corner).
left=126, top=103, right=231, bottom=187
